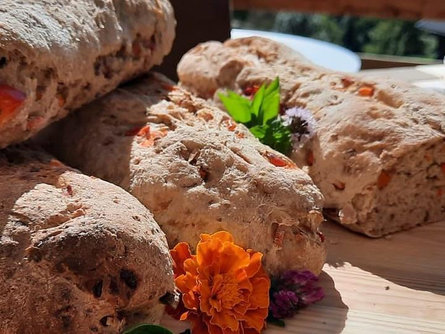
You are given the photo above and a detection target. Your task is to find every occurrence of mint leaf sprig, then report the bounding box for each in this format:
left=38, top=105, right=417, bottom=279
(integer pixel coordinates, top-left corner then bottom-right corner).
left=218, top=78, right=292, bottom=155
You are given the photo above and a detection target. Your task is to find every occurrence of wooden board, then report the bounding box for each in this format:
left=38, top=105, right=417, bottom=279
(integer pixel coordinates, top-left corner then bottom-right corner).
left=362, top=64, right=445, bottom=95
left=161, top=220, right=445, bottom=333
left=232, top=0, right=445, bottom=20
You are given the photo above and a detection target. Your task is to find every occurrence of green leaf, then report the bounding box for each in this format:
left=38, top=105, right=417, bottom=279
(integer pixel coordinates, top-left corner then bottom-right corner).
left=261, top=119, right=292, bottom=155
left=249, top=124, right=267, bottom=139
left=123, top=324, right=173, bottom=334
left=218, top=91, right=252, bottom=123
left=264, top=77, right=280, bottom=96
left=251, top=84, right=266, bottom=122
left=217, top=77, right=292, bottom=155
left=261, top=78, right=281, bottom=125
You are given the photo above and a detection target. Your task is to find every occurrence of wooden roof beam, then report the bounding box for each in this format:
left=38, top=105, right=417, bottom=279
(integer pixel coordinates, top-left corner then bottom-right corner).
left=232, top=0, right=445, bottom=20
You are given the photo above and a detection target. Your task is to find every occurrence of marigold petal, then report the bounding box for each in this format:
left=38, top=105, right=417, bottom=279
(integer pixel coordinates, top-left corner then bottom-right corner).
left=183, top=257, right=199, bottom=276
left=210, top=296, right=223, bottom=313
left=182, top=290, right=199, bottom=310
left=245, top=251, right=263, bottom=278
left=243, top=327, right=261, bottom=334
left=233, top=300, right=249, bottom=316
left=199, top=241, right=249, bottom=276
left=198, top=231, right=249, bottom=274
left=241, top=308, right=268, bottom=332
left=188, top=313, right=213, bottom=334
left=248, top=276, right=270, bottom=309
left=192, top=322, right=211, bottom=334
left=196, top=235, right=224, bottom=269
left=200, top=231, right=234, bottom=243
left=210, top=309, right=240, bottom=332
left=219, top=243, right=251, bottom=274
left=199, top=279, right=213, bottom=315
left=180, top=311, right=190, bottom=321
left=205, top=320, right=225, bottom=334
left=237, top=274, right=253, bottom=292
left=175, top=272, right=197, bottom=292
left=170, top=242, right=192, bottom=277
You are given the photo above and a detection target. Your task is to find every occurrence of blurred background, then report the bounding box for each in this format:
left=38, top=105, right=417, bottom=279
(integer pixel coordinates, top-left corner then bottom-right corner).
left=228, top=1, right=445, bottom=72
left=163, top=0, right=445, bottom=85
left=232, top=11, right=442, bottom=60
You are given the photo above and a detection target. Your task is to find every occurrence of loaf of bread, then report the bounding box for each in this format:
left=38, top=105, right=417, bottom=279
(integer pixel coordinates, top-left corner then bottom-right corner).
left=0, top=0, right=175, bottom=148
left=40, top=72, right=326, bottom=275
left=0, top=145, right=174, bottom=334
left=178, top=37, right=445, bottom=237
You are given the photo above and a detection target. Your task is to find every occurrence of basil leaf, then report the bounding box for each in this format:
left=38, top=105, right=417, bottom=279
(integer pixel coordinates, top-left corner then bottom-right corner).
left=251, top=84, right=266, bottom=121
left=264, top=77, right=280, bottom=96
left=123, top=324, right=173, bottom=334
left=249, top=124, right=267, bottom=139
left=218, top=91, right=252, bottom=123
left=217, top=77, right=292, bottom=155
left=262, top=120, right=292, bottom=155
left=262, top=78, right=280, bottom=125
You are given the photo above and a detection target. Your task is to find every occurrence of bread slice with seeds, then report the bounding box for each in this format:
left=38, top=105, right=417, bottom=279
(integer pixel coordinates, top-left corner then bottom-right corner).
left=40, top=72, right=326, bottom=275
left=0, top=145, right=174, bottom=334
left=177, top=37, right=445, bottom=237
left=0, top=0, right=175, bottom=148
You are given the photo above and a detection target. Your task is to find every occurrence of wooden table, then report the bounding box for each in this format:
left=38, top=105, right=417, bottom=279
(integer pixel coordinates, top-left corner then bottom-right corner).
left=162, top=220, right=445, bottom=333
left=362, top=64, right=445, bottom=94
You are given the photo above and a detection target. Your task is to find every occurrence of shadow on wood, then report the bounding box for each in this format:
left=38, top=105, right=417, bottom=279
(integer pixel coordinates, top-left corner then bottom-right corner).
left=265, top=271, right=348, bottom=334
left=324, top=220, right=445, bottom=296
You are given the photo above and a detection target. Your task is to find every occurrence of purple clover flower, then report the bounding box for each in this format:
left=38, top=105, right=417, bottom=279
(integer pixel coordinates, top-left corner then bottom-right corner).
left=268, top=270, right=324, bottom=321
left=281, top=107, right=317, bottom=146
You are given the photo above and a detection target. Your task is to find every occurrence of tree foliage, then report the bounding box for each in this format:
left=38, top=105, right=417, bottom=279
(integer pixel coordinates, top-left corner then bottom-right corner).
left=233, top=11, right=438, bottom=59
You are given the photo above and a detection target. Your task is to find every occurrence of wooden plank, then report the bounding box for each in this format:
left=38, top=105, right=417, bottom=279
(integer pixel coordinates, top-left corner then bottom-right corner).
left=161, top=220, right=445, bottom=333
left=361, top=64, right=445, bottom=82
left=232, top=0, right=445, bottom=20
left=359, top=54, right=441, bottom=70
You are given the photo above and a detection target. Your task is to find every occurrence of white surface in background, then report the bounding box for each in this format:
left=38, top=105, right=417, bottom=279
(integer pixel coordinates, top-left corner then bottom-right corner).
left=414, top=65, right=445, bottom=94
left=231, top=29, right=362, bottom=73
left=414, top=80, right=445, bottom=94
left=416, top=64, right=445, bottom=78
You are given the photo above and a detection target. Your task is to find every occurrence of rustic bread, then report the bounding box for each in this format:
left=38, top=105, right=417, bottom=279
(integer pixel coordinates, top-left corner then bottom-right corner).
left=0, top=145, right=174, bottom=334
left=40, top=72, right=326, bottom=275
left=177, top=37, right=445, bottom=237
left=0, top=0, right=175, bottom=148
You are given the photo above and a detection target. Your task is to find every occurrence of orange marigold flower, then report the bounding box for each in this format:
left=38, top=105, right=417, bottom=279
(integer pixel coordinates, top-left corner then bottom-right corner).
left=170, top=231, right=271, bottom=334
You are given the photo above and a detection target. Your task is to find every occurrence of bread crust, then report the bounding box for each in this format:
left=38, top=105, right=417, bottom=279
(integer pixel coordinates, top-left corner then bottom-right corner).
left=0, top=145, right=174, bottom=333
left=41, top=72, right=326, bottom=275
left=0, top=0, right=175, bottom=148
left=177, top=37, right=445, bottom=237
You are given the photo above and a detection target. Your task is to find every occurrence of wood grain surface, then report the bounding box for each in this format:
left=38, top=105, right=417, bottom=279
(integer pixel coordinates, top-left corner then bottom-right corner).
left=162, top=220, right=445, bottom=333
left=232, top=0, right=445, bottom=20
